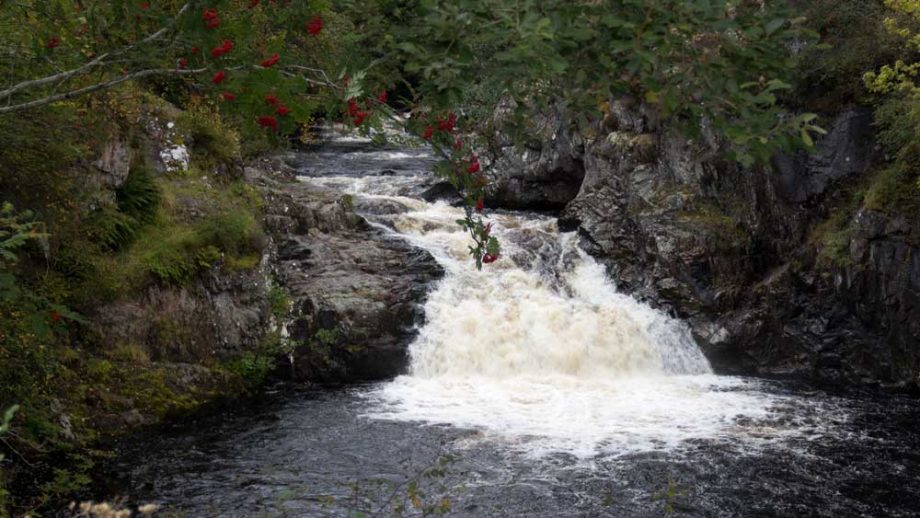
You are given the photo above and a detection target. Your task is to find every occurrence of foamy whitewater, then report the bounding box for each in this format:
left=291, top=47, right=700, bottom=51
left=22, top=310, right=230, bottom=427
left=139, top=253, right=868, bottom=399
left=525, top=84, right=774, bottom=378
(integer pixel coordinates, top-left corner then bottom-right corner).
left=295, top=138, right=842, bottom=459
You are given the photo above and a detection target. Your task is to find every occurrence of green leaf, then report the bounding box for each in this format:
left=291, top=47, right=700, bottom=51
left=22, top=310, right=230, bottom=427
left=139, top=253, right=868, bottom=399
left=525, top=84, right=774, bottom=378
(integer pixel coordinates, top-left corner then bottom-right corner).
left=801, top=128, right=814, bottom=148
left=765, top=18, right=786, bottom=36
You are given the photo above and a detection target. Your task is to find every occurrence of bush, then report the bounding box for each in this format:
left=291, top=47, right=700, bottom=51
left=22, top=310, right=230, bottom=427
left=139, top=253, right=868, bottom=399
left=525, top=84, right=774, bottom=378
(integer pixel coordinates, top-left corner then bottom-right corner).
left=196, top=211, right=262, bottom=258
left=794, top=0, right=905, bottom=110
left=874, top=94, right=920, bottom=166
left=88, top=208, right=140, bottom=252
left=176, top=106, right=241, bottom=171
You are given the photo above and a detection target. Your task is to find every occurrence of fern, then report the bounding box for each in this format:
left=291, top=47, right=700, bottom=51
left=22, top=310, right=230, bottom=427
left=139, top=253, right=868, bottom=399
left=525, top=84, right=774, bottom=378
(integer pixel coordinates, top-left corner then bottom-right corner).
left=89, top=208, right=139, bottom=251
left=116, top=167, right=161, bottom=223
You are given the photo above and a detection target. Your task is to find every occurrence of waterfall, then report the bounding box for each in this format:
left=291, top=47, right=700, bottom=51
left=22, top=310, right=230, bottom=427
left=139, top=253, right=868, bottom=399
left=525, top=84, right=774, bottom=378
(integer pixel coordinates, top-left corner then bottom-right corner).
left=387, top=204, right=712, bottom=379
left=296, top=137, right=813, bottom=459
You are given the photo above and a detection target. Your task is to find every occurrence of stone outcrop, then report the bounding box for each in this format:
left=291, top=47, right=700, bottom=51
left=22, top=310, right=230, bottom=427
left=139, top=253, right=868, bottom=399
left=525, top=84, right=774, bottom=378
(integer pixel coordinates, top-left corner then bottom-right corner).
left=247, top=159, right=443, bottom=383
left=91, top=261, right=273, bottom=364
left=488, top=99, right=920, bottom=389
left=484, top=104, right=586, bottom=210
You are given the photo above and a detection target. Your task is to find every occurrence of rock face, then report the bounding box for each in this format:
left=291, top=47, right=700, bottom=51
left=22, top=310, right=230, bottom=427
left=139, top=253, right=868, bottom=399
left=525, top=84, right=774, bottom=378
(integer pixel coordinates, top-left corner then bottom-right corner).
left=484, top=104, right=586, bottom=210
left=92, top=263, right=273, bottom=363
left=249, top=159, right=444, bottom=382
left=489, top=99, right=920, bottom=389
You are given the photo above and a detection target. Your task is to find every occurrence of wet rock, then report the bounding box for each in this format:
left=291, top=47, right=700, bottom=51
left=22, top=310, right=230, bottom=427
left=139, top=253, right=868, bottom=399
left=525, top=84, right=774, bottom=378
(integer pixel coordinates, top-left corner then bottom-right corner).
left=420, top=181, right=461, bottom=203
left=483, top=103, right=586, bottom=210
left=772, top=107, right=877, bottom=203
left=92, top=263, right=273, bottom=363
left=250, top=158, right=443, bottom=382
left=546, top=99, right=920, bottom=389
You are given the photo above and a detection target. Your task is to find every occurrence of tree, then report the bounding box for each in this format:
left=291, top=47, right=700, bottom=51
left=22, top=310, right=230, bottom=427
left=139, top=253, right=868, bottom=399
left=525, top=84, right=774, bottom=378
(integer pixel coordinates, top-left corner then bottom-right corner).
left=863, top=0, right=920, bottom=177
left=864, top=0, right=920, bottom=95
left=0, top=0, right=820, bottom=266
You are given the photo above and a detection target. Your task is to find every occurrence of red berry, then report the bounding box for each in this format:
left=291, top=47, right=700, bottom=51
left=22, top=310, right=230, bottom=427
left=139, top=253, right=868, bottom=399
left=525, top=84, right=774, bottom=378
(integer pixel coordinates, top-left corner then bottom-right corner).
left=422, top=126, right=435, bottom=140
left=212, top=70, right=227, bottom=84
left=467, top=156, right=481, bottom=174
left=220, top=91, right=236, bottom=101
left=482, top=253, right=499, bottom=264
left=260, top=53, right=280, bottom=68
left=346, top=99, right=360, bottom=116
left=306, top=16, right=323, bottom=35
left=257, top=115, right=279, bottom=131
left=47, top=37, right=60, bottom=49
left=211, top=39, right=233, bottom=58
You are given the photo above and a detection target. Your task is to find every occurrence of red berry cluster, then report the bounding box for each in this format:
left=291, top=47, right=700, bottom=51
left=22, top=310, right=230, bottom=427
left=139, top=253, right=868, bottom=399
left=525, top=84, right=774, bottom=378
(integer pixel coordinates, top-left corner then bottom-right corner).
left=186, top=7, right=325, bottom=117
left=260, top=93, right=290, bottom=130
left=344, top=90, right=388, bottom=127
left=202, top=8, right=220, bottom=29
left=414, top=110, right=500, bottom=266
left=211, top=39, right=233, bottom=59
left=306, top=16, right=323, bottom=35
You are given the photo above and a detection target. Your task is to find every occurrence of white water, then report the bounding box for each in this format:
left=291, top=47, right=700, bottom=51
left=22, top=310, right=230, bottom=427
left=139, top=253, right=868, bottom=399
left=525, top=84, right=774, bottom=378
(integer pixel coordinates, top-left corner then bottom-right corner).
left=298, top=142, right=840, bottom=459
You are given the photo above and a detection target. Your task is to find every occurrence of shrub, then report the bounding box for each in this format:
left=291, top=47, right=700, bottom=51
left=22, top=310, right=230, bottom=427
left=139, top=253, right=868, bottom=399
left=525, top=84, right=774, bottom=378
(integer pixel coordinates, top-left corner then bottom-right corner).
left=176, top=106, right=241, bottom=171
left=795, top=0, right=905, bottom=109
left=196, top=210, right=261, bottom=258
left=88, top=208, right=140, bottom=252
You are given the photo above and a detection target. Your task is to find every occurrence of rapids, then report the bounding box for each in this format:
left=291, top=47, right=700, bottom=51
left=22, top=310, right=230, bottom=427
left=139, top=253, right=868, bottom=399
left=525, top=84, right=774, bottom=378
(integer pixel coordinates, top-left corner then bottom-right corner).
left=106, top=132, right=920, bottom=517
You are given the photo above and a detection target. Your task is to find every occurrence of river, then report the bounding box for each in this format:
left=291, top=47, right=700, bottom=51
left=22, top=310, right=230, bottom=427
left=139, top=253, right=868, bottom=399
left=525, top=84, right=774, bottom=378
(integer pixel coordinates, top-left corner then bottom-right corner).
left=109, top=132, right=920, bottom=517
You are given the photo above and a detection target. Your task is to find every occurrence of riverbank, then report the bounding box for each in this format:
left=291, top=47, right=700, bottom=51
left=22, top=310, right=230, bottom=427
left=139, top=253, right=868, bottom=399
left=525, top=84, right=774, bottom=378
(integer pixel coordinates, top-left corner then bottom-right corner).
left=0, top=108, right=442, bottom=514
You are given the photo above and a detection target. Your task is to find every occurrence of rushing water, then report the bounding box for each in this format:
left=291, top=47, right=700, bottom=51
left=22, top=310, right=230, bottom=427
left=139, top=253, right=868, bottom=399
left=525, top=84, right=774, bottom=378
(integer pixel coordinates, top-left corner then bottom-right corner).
left=108, top=133, right=920, bottom=517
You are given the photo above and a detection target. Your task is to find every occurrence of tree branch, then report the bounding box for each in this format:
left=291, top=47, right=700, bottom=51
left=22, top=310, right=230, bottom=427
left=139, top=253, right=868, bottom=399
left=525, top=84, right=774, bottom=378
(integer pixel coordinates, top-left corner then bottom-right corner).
left=0, top=67, right=206, bottom=114
left=0, top=2, right=190, bottom=101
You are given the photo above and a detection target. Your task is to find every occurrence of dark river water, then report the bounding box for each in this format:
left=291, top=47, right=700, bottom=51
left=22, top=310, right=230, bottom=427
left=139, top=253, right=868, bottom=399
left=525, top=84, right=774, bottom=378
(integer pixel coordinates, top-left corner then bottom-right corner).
left=105, top=132, right=920, bottom=517
left=109, top=383, right=920, bottom=517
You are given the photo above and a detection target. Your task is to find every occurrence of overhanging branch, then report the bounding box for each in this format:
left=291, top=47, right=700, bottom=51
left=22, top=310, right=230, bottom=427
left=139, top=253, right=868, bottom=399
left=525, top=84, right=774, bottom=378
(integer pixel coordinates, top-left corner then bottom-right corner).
left=0, top=3, right=190, bottom=101
left=0, top=67, right=206, bottom=114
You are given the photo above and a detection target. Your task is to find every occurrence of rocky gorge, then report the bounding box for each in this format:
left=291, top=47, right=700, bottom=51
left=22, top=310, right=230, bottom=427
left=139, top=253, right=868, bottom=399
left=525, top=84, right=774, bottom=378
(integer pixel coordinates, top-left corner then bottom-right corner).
left=100, top=124, right=920, bottom=517
left=484, top=100, right=920, bottom=391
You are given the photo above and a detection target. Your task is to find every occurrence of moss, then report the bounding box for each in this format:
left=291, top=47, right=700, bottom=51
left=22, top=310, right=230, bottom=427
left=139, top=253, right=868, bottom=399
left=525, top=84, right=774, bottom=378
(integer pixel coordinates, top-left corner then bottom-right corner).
left=675, top=205, right=748, bottom=249
left=225, top=253, right=262, bottom=271
left=85, top=359, right=116, bottom=383
left=268, top=284, right=292, bottom=320
left=224, top=352, right=277, bottom=388
left=808, top=170, right=870, bottom=267
left=82, top=176, right=267, bottom=299
left=107, top=343, right=151, bottom=365
left=816, top=223, right=855, bottom=267
left=863, top=165, right=920, bottom=242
